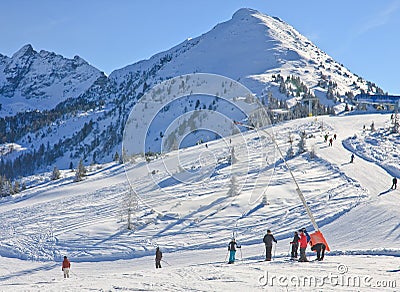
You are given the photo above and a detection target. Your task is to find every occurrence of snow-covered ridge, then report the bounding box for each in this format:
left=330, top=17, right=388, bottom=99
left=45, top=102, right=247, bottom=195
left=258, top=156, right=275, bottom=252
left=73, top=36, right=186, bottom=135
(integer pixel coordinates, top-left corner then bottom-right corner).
left=0, top=44, right=104, bottom=117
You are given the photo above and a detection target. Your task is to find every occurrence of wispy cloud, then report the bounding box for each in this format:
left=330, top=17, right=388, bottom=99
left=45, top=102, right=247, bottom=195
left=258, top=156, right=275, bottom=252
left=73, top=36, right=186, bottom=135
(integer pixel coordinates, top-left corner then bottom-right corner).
left=357, top=1, right=400, bottom=35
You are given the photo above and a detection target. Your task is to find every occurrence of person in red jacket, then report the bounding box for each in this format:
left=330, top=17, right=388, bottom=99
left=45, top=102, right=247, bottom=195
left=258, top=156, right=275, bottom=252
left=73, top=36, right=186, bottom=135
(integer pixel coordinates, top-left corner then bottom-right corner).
left=62, top=256, right=71, bottom=278
left=298, top=230, right=309, bottom=262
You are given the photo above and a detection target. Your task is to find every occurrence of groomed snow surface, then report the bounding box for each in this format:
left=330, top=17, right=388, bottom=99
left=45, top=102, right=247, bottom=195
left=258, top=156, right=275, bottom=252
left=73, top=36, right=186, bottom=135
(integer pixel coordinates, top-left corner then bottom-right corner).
left=0, top=113, right=399, bottom=291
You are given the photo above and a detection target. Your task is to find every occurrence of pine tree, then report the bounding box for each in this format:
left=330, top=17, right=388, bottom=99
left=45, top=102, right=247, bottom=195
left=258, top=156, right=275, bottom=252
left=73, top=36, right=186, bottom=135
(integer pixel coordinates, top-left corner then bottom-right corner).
left=51, top=166, right=61, bottom=180
left=114, top=151, right=120, bottom=162
left=309, top=146, right=316, bottom=159
left=286, top=132, right=294, bottom=158
left=123, top=188, right=139, bottom=230
left=279, top=79, right=287, bottom=94
left=0, top=176, right=12, bottom=197
left=227, top=175, right=240, bottom=196
left=297, top=131, right=307, bottom=154
left=74, top=159, right=86, bottom=182
left=262, top=194, right=269, bottom=205
left=229, top=146, right=238, bottom=164
left=13, top=181, right=20, bottom=194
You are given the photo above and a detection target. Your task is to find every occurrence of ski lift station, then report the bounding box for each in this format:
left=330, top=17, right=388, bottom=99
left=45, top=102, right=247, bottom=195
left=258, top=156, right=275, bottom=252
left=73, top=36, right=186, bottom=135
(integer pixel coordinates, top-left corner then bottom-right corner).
left=354, top=94, right=400, bottom=112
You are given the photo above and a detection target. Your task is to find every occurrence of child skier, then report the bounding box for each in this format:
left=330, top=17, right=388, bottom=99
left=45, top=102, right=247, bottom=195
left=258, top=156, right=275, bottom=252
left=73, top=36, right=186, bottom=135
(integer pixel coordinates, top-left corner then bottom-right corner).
left=290, top=231, right=300, bottom=259
left=228, top=238, right=241, bottom=264
left=62, top=256, right=71, bottom=278
left=263, top=229, right=277, bottom=261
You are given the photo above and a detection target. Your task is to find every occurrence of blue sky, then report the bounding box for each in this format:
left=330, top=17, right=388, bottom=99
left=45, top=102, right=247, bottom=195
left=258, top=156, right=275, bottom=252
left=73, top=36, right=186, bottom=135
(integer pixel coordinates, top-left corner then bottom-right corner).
left=1, top=0, right=399, bottom=94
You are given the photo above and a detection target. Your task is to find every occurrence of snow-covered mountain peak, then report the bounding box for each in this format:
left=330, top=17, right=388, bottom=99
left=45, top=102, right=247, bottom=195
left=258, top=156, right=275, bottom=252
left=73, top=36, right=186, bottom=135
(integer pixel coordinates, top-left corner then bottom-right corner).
left=111, top=7, right=380, bottom=101
left=0, top=44, right=104, bottom=116
left=231, top=7, right=262, bottom=21
left=0, top=9, right=387, bottom=179
left=11, top=44, right=35, bottom=59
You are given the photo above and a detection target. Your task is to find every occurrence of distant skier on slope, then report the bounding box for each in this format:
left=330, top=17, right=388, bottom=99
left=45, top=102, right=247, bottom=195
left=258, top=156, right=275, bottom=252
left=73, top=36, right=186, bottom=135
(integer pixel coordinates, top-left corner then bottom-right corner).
left=263, top=229, right=277, bottom=261
left=155, top=247, right=162, bottom=268
left=228, top=238, right=241, bottom=264
left=392, top=177, right=397, bottom=190
left=329, top=138, right=333, bottom=147
left=290, top=231, right=300, bottom=259
left=350, top=153, right=355, bottom=163
left=62, top=256, right=71, bottom=278
left=298, top=229, right=309, bottom=262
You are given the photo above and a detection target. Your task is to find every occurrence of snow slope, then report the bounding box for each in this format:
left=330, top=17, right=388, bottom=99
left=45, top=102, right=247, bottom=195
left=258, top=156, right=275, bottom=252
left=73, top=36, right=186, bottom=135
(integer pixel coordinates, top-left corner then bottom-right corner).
left=0, top=113, right=398, bottom=291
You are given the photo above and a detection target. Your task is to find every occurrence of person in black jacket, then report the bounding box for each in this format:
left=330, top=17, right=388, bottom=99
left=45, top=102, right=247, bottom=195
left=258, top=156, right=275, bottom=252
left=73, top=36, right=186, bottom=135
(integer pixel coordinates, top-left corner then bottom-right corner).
left=392, top=177, right=397, bottom=189
left=155, top=247, right=162, bottom=268
left=228, top=238, right=241, bottom=264
left=311, top=243, right=326, bottom=261
left=263, top=229, right=277, bottom=261
left=290, top=231, right=300, bottom=259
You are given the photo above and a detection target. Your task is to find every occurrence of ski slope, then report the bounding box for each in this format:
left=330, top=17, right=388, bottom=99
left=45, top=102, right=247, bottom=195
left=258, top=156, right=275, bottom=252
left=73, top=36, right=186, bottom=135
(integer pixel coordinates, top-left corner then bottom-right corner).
left=0, top=113, right=398, bottom=291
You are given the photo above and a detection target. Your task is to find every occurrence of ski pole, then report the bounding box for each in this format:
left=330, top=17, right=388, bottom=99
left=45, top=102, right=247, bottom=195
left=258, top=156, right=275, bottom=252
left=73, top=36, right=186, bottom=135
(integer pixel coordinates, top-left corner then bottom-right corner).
left=239, top=248, right=243, bottom=261
left=273, top=243, right=277, bottom=261
left=224, top=250, right=229, bottom=262
left=161, top=259, right=171, bottom=266
left=69, top=269, right=79, bottom=278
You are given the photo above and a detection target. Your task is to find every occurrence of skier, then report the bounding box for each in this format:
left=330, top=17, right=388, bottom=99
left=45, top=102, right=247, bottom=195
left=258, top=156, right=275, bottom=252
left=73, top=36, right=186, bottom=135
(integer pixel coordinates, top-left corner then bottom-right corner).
left=228, top=238, right=241, bottom=264
left=263, top=229, right=277, bottom=261
left=62, top=256, right=71, bottom=278
left=333, top=134, right=337, bottom=140
left=298, top=229, right=309, bottom=262
left=329, top=138, right=333, bottom=147
left=290, top=231, right=300, bottom=259
left=392, top=177, right=398, bottom=190
left=155, top=247, right=162, bottom=268
left=311, top=242, right=326, bottom=261
left=324, top=134, right=328, bottom=143
left=350, top=153, right=355, bottom=163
